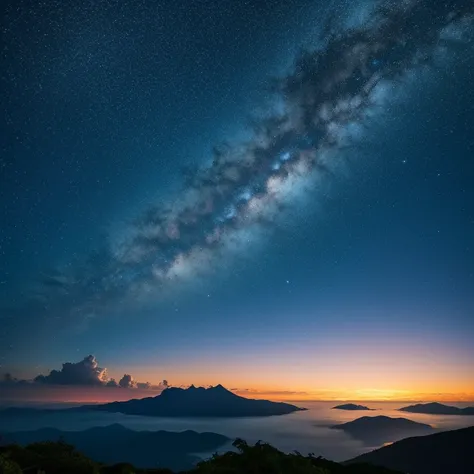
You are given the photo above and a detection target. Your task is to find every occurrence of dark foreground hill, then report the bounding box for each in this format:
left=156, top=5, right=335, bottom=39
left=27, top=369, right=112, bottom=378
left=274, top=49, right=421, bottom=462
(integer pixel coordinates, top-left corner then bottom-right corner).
left=0, top=437, right=404, bottom=474
left=79, top=384, right=306, bottom=417
left=398, top=402, right=474, bottom=415
left=0, top=424, right=229, bottom=472
left=345, top=425, right=474, bottom=474
left=331, top=415, right=433, bottom=445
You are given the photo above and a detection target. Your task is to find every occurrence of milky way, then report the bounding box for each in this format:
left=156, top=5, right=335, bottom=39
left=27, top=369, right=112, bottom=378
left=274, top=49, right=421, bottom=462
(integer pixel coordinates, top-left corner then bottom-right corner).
left=6, top=0, right=474, bottom=330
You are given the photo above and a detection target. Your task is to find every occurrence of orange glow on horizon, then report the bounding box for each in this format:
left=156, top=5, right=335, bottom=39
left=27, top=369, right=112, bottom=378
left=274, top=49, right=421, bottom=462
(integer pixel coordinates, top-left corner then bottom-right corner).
left=117, top=342, right=474, bottom=405
left=5, top=355, right=473, bottom=404
left=2, top=383, right=473, bottom=404
left=231, top=388, right=474, bottom=403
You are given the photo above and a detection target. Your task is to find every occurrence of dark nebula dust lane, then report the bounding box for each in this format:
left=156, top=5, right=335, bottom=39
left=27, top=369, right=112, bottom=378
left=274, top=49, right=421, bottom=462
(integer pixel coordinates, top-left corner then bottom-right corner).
left=4, top=0, right=474, bottom=332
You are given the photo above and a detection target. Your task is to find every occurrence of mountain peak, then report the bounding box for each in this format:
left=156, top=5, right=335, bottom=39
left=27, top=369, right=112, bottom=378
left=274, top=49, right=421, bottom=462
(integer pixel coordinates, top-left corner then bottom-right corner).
left=85, top=383, right=305, bottom=417
left=210, top=384, right=228, bottom=392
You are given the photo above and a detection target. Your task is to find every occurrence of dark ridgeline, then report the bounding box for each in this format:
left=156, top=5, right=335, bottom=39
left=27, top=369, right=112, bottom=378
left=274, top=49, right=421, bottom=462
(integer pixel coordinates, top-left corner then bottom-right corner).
left=0, top=385, right=306, bottom=419
left=332, top=403, right=374, bottom=411
left=331, top=415, right=433, bottom=445
left=398, top=402, right=474, bottom=415
left=0, top=435, right=406, bottom=473
left=3, top=423, right=474, bottom=473
left=1, top=424, right=229, bottom=472
left=0, top=407, right=52, bottom=417
left=345, top=425, right=474, bottom=474
left=79, top=384, right=306, bottom=417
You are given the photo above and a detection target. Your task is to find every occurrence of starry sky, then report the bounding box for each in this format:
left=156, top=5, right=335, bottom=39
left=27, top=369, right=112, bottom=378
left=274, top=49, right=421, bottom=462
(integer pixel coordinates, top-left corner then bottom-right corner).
left=1, top=0, right=474, bottom=402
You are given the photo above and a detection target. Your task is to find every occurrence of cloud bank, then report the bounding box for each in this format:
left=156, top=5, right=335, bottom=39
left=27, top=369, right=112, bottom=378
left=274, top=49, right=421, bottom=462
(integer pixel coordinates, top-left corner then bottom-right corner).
left=34, top=355, right=108, bottom=386
left=3, top=355, right=168, bottom=390
left=4, top=0, right=474, bottom=330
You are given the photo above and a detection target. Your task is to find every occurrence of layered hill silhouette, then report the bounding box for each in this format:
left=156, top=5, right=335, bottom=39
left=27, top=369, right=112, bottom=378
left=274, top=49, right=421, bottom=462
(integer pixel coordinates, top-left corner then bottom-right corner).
left=331, top=415, right=433, bottom=445
left=0, top=385, right=306, bottom=418
left=399, top=402, right=474, bottom=415
left=332, top=403, right=373, bottom=411
left=345, top=425, right=474, bottom=474
left=0, top=436, right=408, bottom=474
left=0, top=423, right=229, bottom=471
left=81, top=384, right=306, bottom=417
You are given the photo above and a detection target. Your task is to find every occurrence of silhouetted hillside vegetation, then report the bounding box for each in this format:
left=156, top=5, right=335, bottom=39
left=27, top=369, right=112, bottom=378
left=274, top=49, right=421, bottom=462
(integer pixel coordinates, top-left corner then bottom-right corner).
left=0, top=438, right=404, bottom=474
left=1, top=424, right=228, bottom=471
left=346, top=425, right=474, bottom=474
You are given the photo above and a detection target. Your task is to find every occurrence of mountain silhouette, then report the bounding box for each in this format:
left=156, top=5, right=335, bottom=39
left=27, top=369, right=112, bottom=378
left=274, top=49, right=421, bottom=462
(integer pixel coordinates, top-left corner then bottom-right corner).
left=0, top=407, right=53, bottom=416
left=332, top=403, right=373, bottom=411
left=79, top=384, right=306, bottom=417
left=399, top=402, right=474, bottom=415
left=331, top=415, right=433, bottom=445
left=345, top=425, right=474, bottom=474
left=0, top=423, right=229, bottom=471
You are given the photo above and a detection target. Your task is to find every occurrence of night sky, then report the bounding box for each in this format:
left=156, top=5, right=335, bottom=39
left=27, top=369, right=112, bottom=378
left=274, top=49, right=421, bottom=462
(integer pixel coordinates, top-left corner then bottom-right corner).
left=1, top=0, right=473, bottom=402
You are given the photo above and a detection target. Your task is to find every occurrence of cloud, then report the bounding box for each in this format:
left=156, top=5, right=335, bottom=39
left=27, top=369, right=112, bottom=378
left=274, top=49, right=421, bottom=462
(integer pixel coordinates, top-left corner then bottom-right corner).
left=118, top=374, right=136, bottom=389
left=34, top=355, right=108, bottom=386
left=135, top=379, right=170, bottom=390
left=3, top=0, right=473, bottom=333
left=232, top=388, right=309, bottom=396
left=1, top=373, right=31, bottom=386
left=2, top=355, right=169, bottom=390
left=2, top=373, right=16, bottom=383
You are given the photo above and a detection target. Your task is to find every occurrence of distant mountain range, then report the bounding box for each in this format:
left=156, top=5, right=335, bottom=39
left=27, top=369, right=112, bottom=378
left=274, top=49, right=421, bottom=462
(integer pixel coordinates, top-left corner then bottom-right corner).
left=399, top=402, right=474, bottom=415
left=331, top=415, right=433, bottom=445
left=0, top=423, right=229, bottom=471
left=332, top=403, right=373, bottom=411
left=77, top=384, right=306, bottom=417
left=345, top=425, right=474, bottom=474
left=0, top=385, right=306, bottom=418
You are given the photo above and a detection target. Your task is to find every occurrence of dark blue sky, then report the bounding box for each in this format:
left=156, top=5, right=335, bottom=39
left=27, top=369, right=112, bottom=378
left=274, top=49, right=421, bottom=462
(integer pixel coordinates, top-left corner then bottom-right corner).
left=1, top=0, right=473, bottom=398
